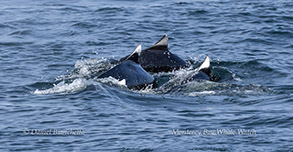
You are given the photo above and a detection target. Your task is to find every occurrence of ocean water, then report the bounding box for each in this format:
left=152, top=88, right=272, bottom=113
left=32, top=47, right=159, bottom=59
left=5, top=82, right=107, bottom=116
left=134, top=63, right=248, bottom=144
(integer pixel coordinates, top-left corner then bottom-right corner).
left=0, top=0, right=293, bottom=151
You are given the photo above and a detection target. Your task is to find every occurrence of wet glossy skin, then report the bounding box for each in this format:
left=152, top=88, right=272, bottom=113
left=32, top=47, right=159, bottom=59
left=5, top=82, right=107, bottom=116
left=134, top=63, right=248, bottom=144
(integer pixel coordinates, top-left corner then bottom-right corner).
left=98, top=60, right=154, bottom=88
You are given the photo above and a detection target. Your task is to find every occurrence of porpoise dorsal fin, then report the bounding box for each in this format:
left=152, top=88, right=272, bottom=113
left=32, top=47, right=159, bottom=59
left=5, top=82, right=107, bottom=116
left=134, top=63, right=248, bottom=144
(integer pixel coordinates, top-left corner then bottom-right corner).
left=131, top=44, right=142, bottom=56
left=125, top=44, right=142, bottom=63
left=198, top=56, right=210, bottom=71
left=146, top=35, right=168, bottom=50
left=197, top=56, right=211, bottom=76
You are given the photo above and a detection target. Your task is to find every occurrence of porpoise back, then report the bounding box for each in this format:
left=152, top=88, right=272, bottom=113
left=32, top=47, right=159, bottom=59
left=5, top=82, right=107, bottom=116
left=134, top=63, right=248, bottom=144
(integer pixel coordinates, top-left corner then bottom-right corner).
left=98, top=60, right=154, bottom=89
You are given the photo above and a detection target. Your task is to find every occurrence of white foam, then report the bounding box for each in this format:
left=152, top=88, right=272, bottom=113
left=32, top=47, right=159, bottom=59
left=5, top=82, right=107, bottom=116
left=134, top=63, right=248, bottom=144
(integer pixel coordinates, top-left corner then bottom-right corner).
left=232, top=73, right=242, bottom=81
left=188, top=91, right=216, bottom=96
left=33, top=78, right=89, bottom=95
left=34, top=76, right=128, bottom=95
left=157, top=67, right=196, bottom=93
left=135, top=84, right=155, bottom=94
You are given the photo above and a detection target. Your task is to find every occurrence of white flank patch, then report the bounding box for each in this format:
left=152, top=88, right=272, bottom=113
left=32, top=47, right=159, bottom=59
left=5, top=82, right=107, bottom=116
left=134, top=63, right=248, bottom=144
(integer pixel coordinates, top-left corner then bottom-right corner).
left=97, top=77, right=127, bottom=88
left=118, top=79, right=126, bottom=86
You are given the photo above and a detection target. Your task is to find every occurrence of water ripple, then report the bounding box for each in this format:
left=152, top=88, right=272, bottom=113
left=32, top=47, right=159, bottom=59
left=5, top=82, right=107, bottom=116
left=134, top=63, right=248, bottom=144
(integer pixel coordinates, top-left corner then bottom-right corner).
left=1, top=0, right=292, bottom=151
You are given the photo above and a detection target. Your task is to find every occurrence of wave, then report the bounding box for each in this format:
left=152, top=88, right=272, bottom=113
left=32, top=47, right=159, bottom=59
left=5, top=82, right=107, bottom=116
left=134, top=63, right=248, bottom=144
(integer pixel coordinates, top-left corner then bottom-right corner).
left=31, top=58, right=274, bottom=96
left=95, top=7, right=126, bottom=13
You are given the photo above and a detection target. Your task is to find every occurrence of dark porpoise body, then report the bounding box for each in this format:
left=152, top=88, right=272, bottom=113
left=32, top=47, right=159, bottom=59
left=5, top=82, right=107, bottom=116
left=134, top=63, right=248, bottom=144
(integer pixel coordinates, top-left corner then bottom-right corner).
left=123, top=35, right=187, bottom=72
left=98, top=60, right=154, bottom=89
left=99, top=36, right=214, bottom=89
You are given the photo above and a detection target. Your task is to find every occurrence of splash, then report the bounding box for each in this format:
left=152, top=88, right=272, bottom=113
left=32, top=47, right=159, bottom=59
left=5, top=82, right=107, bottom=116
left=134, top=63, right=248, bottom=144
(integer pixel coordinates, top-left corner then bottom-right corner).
left=32, top=58, right=272, bottom=96
left=33, top=78, right=89, bottom=95
left=156, top=67, right=199, bottom=93
left=188, top=91, right=216, bottom=96
left=56, top=58, right=112, bottom=81
left=74, top=58, right=110, bottom=76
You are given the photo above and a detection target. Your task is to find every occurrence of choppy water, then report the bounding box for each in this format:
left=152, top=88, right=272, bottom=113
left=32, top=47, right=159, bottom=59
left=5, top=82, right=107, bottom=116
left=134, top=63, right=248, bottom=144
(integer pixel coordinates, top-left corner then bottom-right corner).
left=1, top=0, right=293, bottom=151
